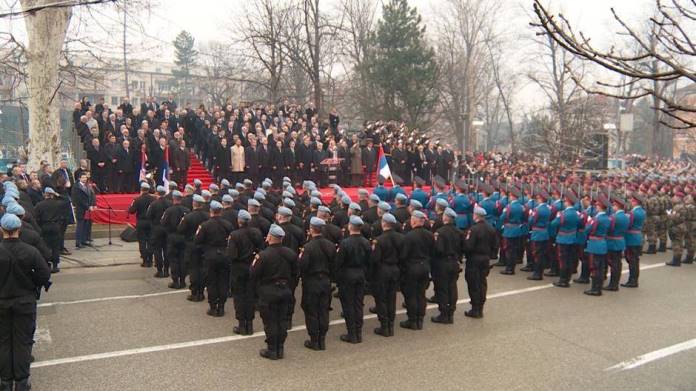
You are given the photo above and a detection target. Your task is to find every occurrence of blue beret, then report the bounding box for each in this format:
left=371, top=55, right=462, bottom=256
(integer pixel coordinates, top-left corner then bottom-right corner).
left=436, top=198, right=449, bottom=208
left=349, top=202, right=361, bottom=211
left=318, top=205, right=331, bottom=214
left=395, top=193, right=408, bottom=201
left=210, top=200, right=223, bottom=211
left=412, top=210, right=427, bottom=219
left=310, top=197, right=322, bottom=206
left=221, top=179, right=230, bottom=187
left=382, top=213, right=397, bottom=224
left=243, top=179, right=253, bottom=186
left=341, top=195, right=352, bottom=205
left=209, top=184, right=219, bottom=191
left=185, top=184, right=195, bottom=191
left=6, top=203, right=25, bottom=216
left=156, top=185, right=166, bottom=194
left=283, top=176, right=291, bottom=182
left=1, top=214, right=21, bottom=230
left=269, top=224, right=285, bottom=238
left=201, top=190, right=211, bottom=198
left=444, top=207, right=457, bottom=218
left=474, top=206, right=487, bottom=216
left=378, top=201, right=391, bottom=211
left=229, top=189, right=240, bottom=197
left=410, top=199, right=423, bottom=209
left=248, top=199, right=261, bottom=207
left=277, top=206, right=293, bottom=216
left=193, top=194, right=205, bottom=203
left=310, top=190, right=322, bottom=198
left=282, top=191, right=293, bottom=199
left=222, top=194, right=233, bottom=203
left=264, top=178, right=273, bottom=185
left=349, top=215, right=364, bottom=226
left=254, top=192, right=266, bottom=201
left=172, top=190, right=183, bottom=198
left=237, top=209, right=251, bottom=221
left=1, top=196, right=15, bottom=207
left=3, top=181, right=17, bottom=190
left=369, top=194, right=380, bottom=202
left=5, top=189, right=18, bottom=198
left=168, top=181, right=178, bottom=188
left=194, top=179, right=202, bottom=186
left=235, top=182, right=244, bottom=189
left=283, top=198, right=296, bottom=208
left=256, top=188, right=267, bottom=196
left=44, top=187, right=58, bottom=195
left=358, top=189, right=369, bottom=196
left=286, top=187, right=296, bottom=195
left=310, top=217, right=325, bottom=227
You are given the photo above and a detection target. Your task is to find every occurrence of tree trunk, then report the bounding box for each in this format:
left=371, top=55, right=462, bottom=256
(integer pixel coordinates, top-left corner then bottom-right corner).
left=21, top=0, right=72, bottom=171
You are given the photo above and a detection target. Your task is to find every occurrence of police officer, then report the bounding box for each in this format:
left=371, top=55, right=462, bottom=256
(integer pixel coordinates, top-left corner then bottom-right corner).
left=400, top=210, right=434, bottom=330
left=369, top=213, right=403, bottom=336
left=0, top=214, right=51, bottom=391
left=298, top=217, right=336, bottom=350
left=128, top=182, right=156, bottom=268
left=622, top=193, right=646, bottom=288
left=431, top=208, right=464, bottom=324
left=177, top=194, right=209, bottom=302
left=33, top=187, right=66, bottom=273
left=276, top=206, right=304, bottom=329
left=147, top=186, right=172, bottom=278
left=195, top=201, right=234, bottom=317
left=335, top=215, right=371, bottom=343
left=251, top=224, right=296, bottom=360
left=463, top=206, right=498, bottom=318
left=5, top=203, right=52, bottom=264
left=248, top=199, right=271, bottom=237
left=228, top=210, right=264, bottom=335
left=161, top=191, right=189, bottom=289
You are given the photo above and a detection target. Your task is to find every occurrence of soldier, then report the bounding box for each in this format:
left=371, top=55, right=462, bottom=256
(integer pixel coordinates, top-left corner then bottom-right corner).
left=276, top=206, right=305, bottom=329
left=400, top=210, right=434, bottom=330
left=551, top=192, right=582, bottom=288
left=195, top=201, right=234, bottom=317
left=499, top=188, right=525, bottom=275
left=335, top=215, right=371, bottom=343
left=251, top=224, right=296, bottom=360
left=527, top=191, right=551, bottom=280
left=644, top=187, right=659, bottom=254
left=622, top=193, right=646, bottom=288
left=161, top=191, right=189, bottom=289
left=362, top=194, right=380, bottom=225
left=431, top=208, right=464, bottom=324
left=605, top=197, right=629, bottom=291
left=463, top=206, right=498, bottom=318
left=298, top=217, right=336, bottom=350
left=369, top=213, right=403, bottom=336
left=147, top=186, right=172, bottom=278
left=128, top=182, right=156, bottom=268
left=684, top=193, right=695, bottom=264
left=318, top=206, right=343, bottom=244
left=452, top=179, right=473, bottom=230
left=177, top=194, right=209, bottom=302
left=228, top=209, right=264, bottom=335
left=220, top=194, right=239, bottom=230
left=392, top=193, right=411, bottom=225
left=582, top=195, right=611, bottom=296
left=4, top=203, right=52, bottom=264
left=0, top=214, right=51, bottom=391
left=665, top=192, right=687, bottom=267
left=657, top=186, right=671, bottom=252
left=369, top=201, right=392, bottom=238
left=33, top=187, right=66, bottom=273
left=248, top=199, right=271, bottom=237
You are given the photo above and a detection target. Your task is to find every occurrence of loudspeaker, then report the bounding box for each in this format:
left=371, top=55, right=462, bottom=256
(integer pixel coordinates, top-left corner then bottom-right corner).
left=583, top=133, right=608, bottom=170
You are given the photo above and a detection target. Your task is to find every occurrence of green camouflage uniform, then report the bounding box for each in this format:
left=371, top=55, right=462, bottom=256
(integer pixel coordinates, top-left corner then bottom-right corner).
left=657, top=193, right=671, bottom=249
left=669, top=200, right=687, bottom=259
left=644, top=194, right=660, bottom=247
left=684, top=195, right=695, bottom=261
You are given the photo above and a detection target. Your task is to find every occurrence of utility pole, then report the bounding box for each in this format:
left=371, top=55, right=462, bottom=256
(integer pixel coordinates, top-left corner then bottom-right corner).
left=123, top=0, right=130, bottom=100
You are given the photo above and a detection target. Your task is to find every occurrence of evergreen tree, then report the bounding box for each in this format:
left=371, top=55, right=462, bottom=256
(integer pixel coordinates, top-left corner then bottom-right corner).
left=363, top=0, right=438, bottom=128
left=172, top=30, right=198, bottom=104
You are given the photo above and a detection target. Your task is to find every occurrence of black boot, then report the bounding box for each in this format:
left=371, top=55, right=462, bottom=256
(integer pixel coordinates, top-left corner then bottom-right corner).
left=666, top=255, right=681, bottom=267
left=583, top=277, right=602, bottom=296
left=658, top=241, right=666, bottom=252
left=527, top=273, right=543, bottom=281
left=604, top=271, right=620, bottom=291
left=304, top=336, right=321, bottom=350
left=206, top=303, right=218, bottom=317
left=0, top=380, right=12, bottom=391
left=259, top=344, right=279, bottom=360
left=13, top=379, right=30, bottom=391
left=340, top=329, right=359, bottom=343
left=179, top=277, right=187, bottom=289
left=277, top=343, right=284, bottom=359
left=318, top=335, right=326, bottom=350
left=388, top=320, right=395, bottom=336
left=356, top=327, right=362, bottom=343
left=154, top=269, right=164, bottom=278
left=621, top=262, right=639, bottom=288
left=399, top=318, right=418, bottom=330
left=374, top=321, right=390, bottom=336
left=168, top=279, right=181, bottom=289
left=163, top=269, right=170, bottom=278
left=520, top=265, right=533, bottom=272
left=683, top=254, right=694, bottom=264
left=500, top=269, right=515, bottom=275
left=553, top=270, right=570, bottom=287
left=246, top=320, right=254, bottom=335
left=464, top=307, right=483, bottom=318
left=217, top=303, right=225, bottom=317
left=645, top=244, right=657, bottom=254
left=51, top=262, right=60, bottom=274
left=431, top=311, right=452, bottom=324
left=415, top=317, right=424, bottom=330
left=233, top=320, right=246, bottom=335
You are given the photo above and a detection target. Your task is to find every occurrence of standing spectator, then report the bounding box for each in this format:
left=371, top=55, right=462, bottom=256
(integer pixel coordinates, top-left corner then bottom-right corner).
left=171, top=139, right=190, bottom=188
left=114, top=139, right=135, bottom=193
left=230, top=138, right=245, bottom=184
left=350, top=139, right=363, bottom=187
left=214, top=138, right=231, bottom=182
left=72, top=171, right=96, bottom=248
left=87, top=138, right=107, bottom=192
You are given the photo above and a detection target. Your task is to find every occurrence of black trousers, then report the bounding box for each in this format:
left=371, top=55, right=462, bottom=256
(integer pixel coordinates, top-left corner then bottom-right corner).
left=136, top=220, right=152, bottom=265
left=587, top=253, right=607, bottom=281
left=465, top=258, right=490, bottom=308
left=401, top=263, right=430, bottom=319
left=625, top=246, right=641, bottom=282
left=338, top=279, right=365, bottom=334
left=41, top=223, right=62, bottom=266
left=231, top=262, right=255, bottom=321
left=557, top=243, right=576, bottom=281
left=0, top=298, right=36, bottom=382
left=301, top=277, right=332, bottom=337
left=205, top=252, right=230, bottom=306
left=503, top=236, right=523, bottom=272
left=166, top=233, right=185, bottom=281
left=373, top=267, right=400, bottom=323
left=150, top=225, right=167, bottom=272
left=434, top=260, right=460, bottom=314
left=258, top=284, right=292, bottom=348
left=531, top=240, right=549, bottom=276
left=185, top=243, right=204, bottom=295
left=606, top=250, right=622, bottom=281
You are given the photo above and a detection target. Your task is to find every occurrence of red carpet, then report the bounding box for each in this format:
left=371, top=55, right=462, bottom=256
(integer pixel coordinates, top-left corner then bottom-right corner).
left=187, top=152, right=214, bottom=188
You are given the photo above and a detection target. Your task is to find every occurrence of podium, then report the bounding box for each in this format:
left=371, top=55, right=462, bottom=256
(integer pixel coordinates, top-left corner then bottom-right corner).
left=320, top=154, right=344, bottom=185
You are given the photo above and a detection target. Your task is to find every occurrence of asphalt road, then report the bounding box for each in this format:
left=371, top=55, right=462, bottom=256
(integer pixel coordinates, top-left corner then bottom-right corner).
left=30, top=252, right=696, bottom=391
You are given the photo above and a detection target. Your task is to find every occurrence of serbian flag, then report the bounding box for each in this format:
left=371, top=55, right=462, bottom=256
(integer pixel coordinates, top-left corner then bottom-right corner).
left=139, top=148, right=148, bottom=182
left=377, top=145, right=392, bottom=183
left=162, top=145, right=170, bottom=188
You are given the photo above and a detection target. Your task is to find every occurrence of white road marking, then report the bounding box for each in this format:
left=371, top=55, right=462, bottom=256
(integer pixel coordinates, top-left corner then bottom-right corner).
left=38, top=290, right=187, bottom=308
left=606, top=338, right=696, bottom=371
left=32, top=262, right=668, bottom=368
left=35, top=325, right=52, bottom=345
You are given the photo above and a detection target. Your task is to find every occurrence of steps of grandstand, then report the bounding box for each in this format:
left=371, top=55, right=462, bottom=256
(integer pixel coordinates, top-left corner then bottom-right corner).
left=186, top=152, right=214, bottom=188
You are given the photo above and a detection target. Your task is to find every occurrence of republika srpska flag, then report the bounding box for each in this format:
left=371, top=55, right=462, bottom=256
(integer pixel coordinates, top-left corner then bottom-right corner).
left=377, top=145, right=392, bottom=182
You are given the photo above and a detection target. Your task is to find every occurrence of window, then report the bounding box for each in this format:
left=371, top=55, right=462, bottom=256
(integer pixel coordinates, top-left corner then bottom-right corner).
left=131, top=81, right=138, bottom=90
left=111, top=97, right=118, bottom=105
left=140, top=81, right=146, bottom=89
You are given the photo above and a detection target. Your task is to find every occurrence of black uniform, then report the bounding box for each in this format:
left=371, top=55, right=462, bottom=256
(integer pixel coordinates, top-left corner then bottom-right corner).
left=177, top=208, right=209, bottom=300
left=463, top=219, right=498, bottom=316
left=335, top=233, right=371, bottom=342
left=161, top=203, right=189, bottom=288
left=298, top=234, right=336, bottom=349
left=228, top=224, right=264, bottom=334
left=400, top=226, right=435, bottom=329
left=128, top=193, right=156, bottom=267
left=321, top=223, right=343, bottom=245
left=251, top=243, right=297, bottom=359
left=279, top=221, right=305, bottom=327
left=146, top=197, right=172, bottom=276
left=369, top=229, right=404, bottom=336
left=250, top=214, right=271, bottom=237
left=0, top=239, right=51, bottom=387
left=16, top=221, right=52, bottom=264
left=33, top=197, right=67, bottom=270
left=393, top=206, right=410, bottom=225
left=195, top=216, right=233, bottom=313
left=433, top=223, right=465, bottom=321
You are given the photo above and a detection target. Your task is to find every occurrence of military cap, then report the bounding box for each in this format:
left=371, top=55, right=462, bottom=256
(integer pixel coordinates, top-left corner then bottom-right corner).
left=369, top=194, right=380, bottom=202
left=395, top=193, right=408, bottom=202
left=243, top=179, right=253, bottom=186
left=282, top=191, right=294, bottom=199
left=229, top=189, right=240, bottom=197
left=630, top=193, right=644, bottom=204
left=262, top=181, right=271, bottom=189
left=254, top=191, right=266, bottom=201
left=277, top=206, right=293, bottom=216
left=358, top=189, right=369, bottom=196
left=194, top=179, right=202, bottom=186
left=455, top=179, right=468, bottom=190
left=2, top=181, right=17, bottom=190
left=6, top=203, right=25, bottom=216
left=611, top=196, right=626, bottom=208
left=414, top=176, right=426, bottom=186
left=436, top=198, right=449, bottom=208
left=221, top=179, right=230, bottom=187
left=269, top=224, right=285, bottom=238
left=597, top=194, right=611, bottom=209
left=392, top=174, right=404, bottom=186
left=200, top=190, right=211, bottom=199
left=1, top=196, right=15, bottom=208
left=310, top=197, right=322, bottom=206
left=310, top=217, right=325, bottom=227
left=172, top=190, right=183, bottom=198
left=237, top=210, right=251, bottom=221
left=286, top=187, right=296, bottom=195
left=536, top=190, right=549, bottom=201
left=473, top=206, right=487, bottom=216
left=235, top=182, right=245, bottom=189
left=283, top=176, right=291, bottom=183
left=318, top=205, right=331, bottom=214
left=382, top=213, right=397, bottom=224
left=209, top=184, right=219, bottom=191
left=210, top=200, right=223, bottom=211
left=264, top=178, right=273, bottom=185
left=222, top=194, right=233, bottom=203
left=349, top=215, right=364, bottom=226
left=156, top=185, right=166, bottom=194
left=563, top=191, right=577, bottom=204
left=341, top=195, right=352, bottom=205
left=411, top=210, right=427, bottom=219
left=410, top=199, right=423, bottom=209
left=311, top=190, right=322, bottom=198
left=192, top=194, right=205, bottom=203
left=433, top=175, right=446, bottom=188
left=248, top=199, right=261, bottom=207
left=349, top=202, right=361, bottom=212
left=378, top=201, right=391, bottom=211
left=1, top=214, right=21, bottom=231
left=283, top=198, right=296, bottom=208
left=169, top=181, right=178, bottom=188
left=256, top=188, right=267, bottom=196
left=444, top=207, right=457, bottom=219
left=44, top=187, right=58, bottom=195
left=185, top=184, right=195, bottom=191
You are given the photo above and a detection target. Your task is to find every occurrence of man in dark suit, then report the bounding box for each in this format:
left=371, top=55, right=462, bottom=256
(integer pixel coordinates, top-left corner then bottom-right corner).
left=87, top=138, right=108, bottom=193
left=245, top=137, right=260, bottom=181
left=51, top=159, right=74, bottom=197
left=114, top=139, right=135, bottom=193
left=171, top=139, right=190, bottom=188
left=72, top=171, right=96, bottom=248
left=362, top=139, right=377, bottom=187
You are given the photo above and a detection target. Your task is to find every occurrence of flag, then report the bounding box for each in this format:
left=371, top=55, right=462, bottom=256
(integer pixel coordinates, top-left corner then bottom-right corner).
left=139, top=148, right=148, bottom=183
left=162, top=145, right=170, bottom=188
left=377, top=145, right=392, bottom=182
